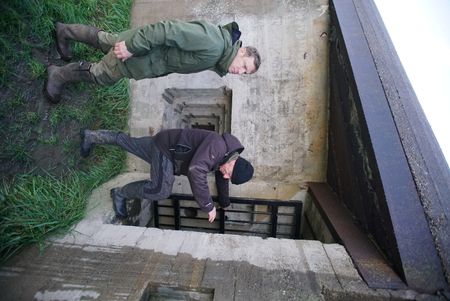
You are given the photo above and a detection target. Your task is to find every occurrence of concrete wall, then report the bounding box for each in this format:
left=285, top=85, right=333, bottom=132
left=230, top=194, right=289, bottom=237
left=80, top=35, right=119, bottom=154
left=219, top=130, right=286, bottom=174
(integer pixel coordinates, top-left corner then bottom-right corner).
left=128, top=0, right=329, bottom=199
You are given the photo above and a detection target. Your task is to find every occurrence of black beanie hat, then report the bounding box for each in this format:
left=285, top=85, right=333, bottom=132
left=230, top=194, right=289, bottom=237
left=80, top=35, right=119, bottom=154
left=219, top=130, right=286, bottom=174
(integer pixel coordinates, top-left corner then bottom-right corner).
left=231, top=157, right=254, bottom=185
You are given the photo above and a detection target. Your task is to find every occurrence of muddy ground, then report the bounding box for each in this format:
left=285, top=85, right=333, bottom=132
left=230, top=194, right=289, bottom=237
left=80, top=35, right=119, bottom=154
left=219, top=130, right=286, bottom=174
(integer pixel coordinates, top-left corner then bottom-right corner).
left=0, top=44, right=93, bottom=180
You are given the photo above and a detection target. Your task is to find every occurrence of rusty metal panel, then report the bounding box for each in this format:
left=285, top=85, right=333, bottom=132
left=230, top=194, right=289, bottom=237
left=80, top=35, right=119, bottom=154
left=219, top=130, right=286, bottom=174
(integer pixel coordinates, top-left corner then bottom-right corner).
left=308, top=182, right=406, bottom=289
left=328, top=0, right=447, bottom=292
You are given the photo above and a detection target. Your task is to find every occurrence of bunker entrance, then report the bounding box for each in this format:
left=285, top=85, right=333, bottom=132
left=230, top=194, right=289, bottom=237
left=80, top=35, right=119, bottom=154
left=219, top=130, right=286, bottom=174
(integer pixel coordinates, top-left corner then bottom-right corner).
left=162, top=87, right=232, bottom=134
left=124, top=194, right=303, bottom=239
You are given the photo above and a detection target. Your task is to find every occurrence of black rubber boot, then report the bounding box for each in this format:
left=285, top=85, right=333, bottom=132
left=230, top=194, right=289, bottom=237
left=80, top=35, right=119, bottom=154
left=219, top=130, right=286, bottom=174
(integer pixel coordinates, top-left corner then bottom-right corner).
left=80, top=129, right=119, bottom=158
left=44, top=62, right=95, bottom=104
left=110, top=182, right=144, bottom=219
left=55, top=22, right=102, bottom=61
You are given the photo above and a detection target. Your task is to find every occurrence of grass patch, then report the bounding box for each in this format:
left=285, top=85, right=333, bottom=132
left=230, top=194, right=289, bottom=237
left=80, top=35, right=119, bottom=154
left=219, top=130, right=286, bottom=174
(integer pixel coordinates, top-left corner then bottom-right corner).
left=0, top=0, right=131, bottom=87
left=0, top=149, right=125, bottom=260
left=28, top=58, right=46, bottom=79
left=0, top=0, right=133, bottom=263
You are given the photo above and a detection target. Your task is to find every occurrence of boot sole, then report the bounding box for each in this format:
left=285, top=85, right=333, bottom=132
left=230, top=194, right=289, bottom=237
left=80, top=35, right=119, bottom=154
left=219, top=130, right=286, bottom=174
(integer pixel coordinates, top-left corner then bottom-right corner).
left=54, top=22, right=73, bottom=61
left=43, top=72, right=61, bottom=104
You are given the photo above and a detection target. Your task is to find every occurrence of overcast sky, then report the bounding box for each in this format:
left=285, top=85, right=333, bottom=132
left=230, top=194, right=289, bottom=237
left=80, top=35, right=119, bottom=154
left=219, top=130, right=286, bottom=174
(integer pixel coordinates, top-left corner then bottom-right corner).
left=373, top=0, right=450, bottom=167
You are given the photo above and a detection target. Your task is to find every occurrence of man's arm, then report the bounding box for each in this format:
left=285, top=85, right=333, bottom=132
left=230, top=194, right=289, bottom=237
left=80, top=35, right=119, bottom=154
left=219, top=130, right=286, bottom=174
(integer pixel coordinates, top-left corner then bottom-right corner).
left=187, top=164, right=216, bottom=222
left=118, top=20, right=219, bottom=58
left=215, top=170, right=230, bottom=208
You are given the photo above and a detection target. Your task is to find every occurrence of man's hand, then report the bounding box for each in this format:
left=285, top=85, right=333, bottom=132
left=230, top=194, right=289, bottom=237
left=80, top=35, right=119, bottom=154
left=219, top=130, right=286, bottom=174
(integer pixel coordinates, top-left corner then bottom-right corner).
left=114, top=41, right=133, bottom=62
left=208, top=207, right=216, bottom=223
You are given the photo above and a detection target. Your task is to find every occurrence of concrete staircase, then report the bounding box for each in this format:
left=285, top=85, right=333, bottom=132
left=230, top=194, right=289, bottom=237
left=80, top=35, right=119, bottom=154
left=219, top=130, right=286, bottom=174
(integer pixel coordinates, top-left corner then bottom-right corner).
left=0, top=174, right=435, bottom=301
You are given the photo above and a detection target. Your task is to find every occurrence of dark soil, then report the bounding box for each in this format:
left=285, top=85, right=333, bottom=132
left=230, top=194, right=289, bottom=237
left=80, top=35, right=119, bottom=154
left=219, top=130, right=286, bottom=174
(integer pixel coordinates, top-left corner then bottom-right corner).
left=0, top=44, right=92, bottom=180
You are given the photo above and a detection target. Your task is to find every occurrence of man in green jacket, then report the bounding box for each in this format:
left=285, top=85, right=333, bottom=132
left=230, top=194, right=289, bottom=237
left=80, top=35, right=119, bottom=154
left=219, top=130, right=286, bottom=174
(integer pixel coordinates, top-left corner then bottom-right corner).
left=44, top=20, right=261, bottom=103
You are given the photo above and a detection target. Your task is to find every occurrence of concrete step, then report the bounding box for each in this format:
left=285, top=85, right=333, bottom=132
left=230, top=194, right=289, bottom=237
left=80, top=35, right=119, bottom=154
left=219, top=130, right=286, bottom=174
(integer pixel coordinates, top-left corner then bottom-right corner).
left=0, top=175, right=433, bottom=300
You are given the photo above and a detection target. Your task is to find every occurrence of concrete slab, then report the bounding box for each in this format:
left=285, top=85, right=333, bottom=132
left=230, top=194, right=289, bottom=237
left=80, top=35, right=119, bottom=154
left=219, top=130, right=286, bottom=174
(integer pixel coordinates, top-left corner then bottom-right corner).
left=127, top=0, right=330, bottom=191
left=0, top=229, right=428, bottom=301
left=1, top=173, right=436, bottom=300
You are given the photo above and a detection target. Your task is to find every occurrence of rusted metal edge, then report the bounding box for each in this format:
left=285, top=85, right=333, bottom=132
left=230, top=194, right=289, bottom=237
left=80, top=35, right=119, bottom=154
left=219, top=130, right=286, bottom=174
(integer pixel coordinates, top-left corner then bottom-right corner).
left=307, top=182, right=406, bottom=290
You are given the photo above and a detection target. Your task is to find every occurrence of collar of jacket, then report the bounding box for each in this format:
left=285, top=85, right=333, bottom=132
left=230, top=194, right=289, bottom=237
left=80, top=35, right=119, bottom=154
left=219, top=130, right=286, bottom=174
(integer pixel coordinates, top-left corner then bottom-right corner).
left=215, top=22, right=242, bottom=77
left=222, top=21, right=242, bottom=44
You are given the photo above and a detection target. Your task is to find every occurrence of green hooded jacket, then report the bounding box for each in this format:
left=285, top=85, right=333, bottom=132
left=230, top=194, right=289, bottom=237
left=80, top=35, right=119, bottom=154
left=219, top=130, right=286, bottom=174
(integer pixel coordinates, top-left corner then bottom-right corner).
left=116, top=20, right=241, bottom=79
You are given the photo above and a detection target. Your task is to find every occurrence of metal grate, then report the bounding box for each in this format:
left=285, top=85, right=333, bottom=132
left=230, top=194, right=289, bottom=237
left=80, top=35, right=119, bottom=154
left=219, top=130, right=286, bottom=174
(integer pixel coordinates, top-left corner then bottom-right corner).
left=151, top=194, right=302, bottom=239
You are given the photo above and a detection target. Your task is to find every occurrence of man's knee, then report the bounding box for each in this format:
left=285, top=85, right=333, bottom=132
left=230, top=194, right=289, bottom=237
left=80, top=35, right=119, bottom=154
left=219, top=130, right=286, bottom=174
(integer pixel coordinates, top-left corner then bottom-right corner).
left=90, top=52, right=125, bottom=86
left=115, top=132, right=131, bottom=146
left=98, top=31, right=117, bottom=52
left=161, top=185, right=173, bottom=200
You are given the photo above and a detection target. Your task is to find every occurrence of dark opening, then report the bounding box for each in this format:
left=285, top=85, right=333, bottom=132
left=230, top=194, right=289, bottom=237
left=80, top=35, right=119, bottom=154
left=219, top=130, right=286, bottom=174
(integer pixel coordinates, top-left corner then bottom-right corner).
left=125, top=194, right=303, bottom=240
left=141, top=283, right=214, bottom=301
left=192, top=123, right=215, bottom=131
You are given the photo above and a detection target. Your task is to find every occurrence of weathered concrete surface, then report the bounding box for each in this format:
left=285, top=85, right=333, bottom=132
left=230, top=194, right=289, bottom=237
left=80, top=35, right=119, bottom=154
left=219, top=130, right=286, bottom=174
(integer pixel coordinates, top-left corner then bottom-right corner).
left=0, top=175, right=439, bottom=301
left=127, top=0, right=330, bottom=191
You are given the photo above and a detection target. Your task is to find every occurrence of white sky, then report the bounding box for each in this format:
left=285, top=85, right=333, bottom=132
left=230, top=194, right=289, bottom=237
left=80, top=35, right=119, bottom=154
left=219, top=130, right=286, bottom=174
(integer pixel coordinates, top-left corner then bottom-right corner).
left=373, top=0, right=450, bottom=167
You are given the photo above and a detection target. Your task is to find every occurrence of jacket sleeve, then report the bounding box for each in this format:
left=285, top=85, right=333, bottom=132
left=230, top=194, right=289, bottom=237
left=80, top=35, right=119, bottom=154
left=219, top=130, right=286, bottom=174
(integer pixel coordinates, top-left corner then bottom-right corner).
left=215, top=170, right=230, bottom=208
left=187, top=143, right=222, bottom=213
left=123, top=20, right=219, bottom=56
left=187, top=164, right=214, bottom=213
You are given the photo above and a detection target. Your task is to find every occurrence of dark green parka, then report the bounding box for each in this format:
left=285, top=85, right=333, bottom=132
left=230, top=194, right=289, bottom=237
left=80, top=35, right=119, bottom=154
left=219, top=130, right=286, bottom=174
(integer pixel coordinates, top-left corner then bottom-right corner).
left=116, top=20, right=241, bottom=79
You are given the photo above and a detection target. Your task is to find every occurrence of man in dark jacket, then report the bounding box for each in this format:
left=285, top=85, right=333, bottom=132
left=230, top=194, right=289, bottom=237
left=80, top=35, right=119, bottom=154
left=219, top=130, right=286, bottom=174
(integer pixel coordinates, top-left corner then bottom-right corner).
left=80, top=128, right=254, bottom=223
left=44, top=20, right=261, bottom=103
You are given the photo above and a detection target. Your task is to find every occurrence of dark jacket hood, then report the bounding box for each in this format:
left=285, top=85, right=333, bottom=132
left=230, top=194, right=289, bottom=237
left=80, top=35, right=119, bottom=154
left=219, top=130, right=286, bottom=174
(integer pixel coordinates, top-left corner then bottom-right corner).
left=221, top=133, right=244, bottom=163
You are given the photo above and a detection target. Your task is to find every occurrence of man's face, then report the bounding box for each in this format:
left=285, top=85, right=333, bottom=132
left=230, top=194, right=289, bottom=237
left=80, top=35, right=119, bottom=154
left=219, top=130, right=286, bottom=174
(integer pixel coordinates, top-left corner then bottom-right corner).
left=228, top=48, right=256, bottom=75
left=219, top=159, right=237, bottom=179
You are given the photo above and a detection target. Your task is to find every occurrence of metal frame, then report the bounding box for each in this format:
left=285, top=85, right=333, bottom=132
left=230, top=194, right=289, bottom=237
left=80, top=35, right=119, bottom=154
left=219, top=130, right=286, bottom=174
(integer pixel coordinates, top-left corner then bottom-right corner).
left=151, top=194, right=302, bottom=239
left=328, top=0, right=447, bottom=292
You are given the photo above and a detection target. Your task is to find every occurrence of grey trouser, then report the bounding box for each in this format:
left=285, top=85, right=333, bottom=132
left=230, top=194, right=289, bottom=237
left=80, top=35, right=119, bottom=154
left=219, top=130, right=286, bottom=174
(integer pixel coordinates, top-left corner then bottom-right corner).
left=115, top=133, right=175, bottom=200
left=90, top=31, right=126, bottom=86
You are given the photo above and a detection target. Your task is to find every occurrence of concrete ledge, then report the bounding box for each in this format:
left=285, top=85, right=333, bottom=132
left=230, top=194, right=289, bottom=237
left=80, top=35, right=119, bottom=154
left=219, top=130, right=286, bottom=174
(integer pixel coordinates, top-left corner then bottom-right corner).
left=2, top=174, right=438, bottom=300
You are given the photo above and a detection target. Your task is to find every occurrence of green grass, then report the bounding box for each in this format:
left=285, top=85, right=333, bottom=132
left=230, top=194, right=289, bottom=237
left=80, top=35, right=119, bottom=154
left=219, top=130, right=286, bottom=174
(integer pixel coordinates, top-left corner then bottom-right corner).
left=0, top=149, right=125, bottom=260
left=0, top=0, right=132, bottom=263
left=28, top=58, right=46, bottom=79
left=0, top=0, right=131, bottom=87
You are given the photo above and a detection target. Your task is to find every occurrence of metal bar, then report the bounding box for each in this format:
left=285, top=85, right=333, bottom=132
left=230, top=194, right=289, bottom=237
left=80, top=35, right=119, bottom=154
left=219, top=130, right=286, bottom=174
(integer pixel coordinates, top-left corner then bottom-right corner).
left=170, top=193, right=302, bottom=206
left=225, top=210, right=272, bottom=215
left=173, top=227, right=220, bottom=233
left=293, top=203, right=302, bottom=239
left=225, top=220, right=271, bottom=225
left=153, top=201, right=159, bottom=228
left=330, top=0, right=446, bottom=292
left=270, top=205, right=278, bottom=238
left=153, top=194, right=303, bottom=241
left=219, top=208, right=225, bottom=234
left=308, top=182, right=406, bottom=289
left=173, top=199, right=180, bottom=230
